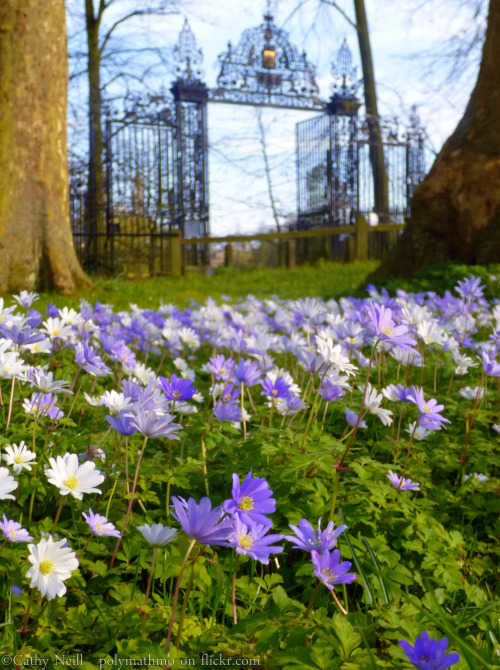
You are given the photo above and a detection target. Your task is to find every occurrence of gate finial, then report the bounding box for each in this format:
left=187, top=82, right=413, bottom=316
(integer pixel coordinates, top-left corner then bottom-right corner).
left=173, top=18, right=204, bottom=83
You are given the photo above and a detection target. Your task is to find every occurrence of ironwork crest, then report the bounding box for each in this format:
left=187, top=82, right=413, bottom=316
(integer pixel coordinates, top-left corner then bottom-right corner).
left=210, top=12, right=324, bottom=110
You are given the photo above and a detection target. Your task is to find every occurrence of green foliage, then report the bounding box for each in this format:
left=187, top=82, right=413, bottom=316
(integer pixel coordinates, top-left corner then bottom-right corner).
left=1, top=263, right=499, bottom=667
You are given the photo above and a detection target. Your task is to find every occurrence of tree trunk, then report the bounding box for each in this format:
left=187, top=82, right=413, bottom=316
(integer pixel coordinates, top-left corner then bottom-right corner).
left=376, top=0, right=500, bottom=277
left=0, top=0, right=92, bottom=294
left=85, top=0, right=106, bottom=268
left=353, top=0, right=389, bottom=217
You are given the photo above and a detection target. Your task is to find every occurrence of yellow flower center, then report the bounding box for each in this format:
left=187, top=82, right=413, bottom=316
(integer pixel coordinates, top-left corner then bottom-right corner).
left=422, top=404, right=431, bottom=413
left=271, top=389, right=278, bottom=397
left=238, top=533, right=253, bottom=550
left=321, top=568, right=335, bottom=580
left=381, top=325, right=394, bottom=336
left=64, top=475, right=79, bottom=490
left=95, top=521, right=103, bottom=533
left=238, top=496, right=254, bottom=511
left=39, top=560, right=54, bottom=575
left=14, top=455, right=23, bottom=464
left=172, top=391, right=182, bottom=399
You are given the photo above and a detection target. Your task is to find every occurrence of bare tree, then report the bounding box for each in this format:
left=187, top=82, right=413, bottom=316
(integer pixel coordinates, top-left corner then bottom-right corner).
left=319, top=0, right=388, bottom=216
left=0, top=0, right=92, bottom=293
left=66, top=0, right=179, bottom=264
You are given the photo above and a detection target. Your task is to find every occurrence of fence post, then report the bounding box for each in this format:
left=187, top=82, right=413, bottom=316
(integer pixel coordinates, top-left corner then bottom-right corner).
left=287, top=238, right=296, bottom=268
left=225, top=243, right=234, bottom=267
left=356, top=214, right=369, bottom=261
left=346, top=235, right=355, bottom=262
left=169, top=229, right=183, bottom=277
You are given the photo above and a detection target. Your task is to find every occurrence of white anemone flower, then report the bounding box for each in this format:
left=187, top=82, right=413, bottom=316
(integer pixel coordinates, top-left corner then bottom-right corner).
left=405, top=422, right=433, bottom=441
left=137, top=523, right=178, bottom=547
left=24, top=338, right=52, bottom=354
left=0, top=352, right=28, bottom=379
left=0, top=467, right=18, bottom=499
left=315, top=336, right=358, bottom=376
left=2, top=441, right=36, bottom=473
left=99, top=390, right=133, bottom=415
left=26, top=536, right=79, bottom=600
left=458, top=386, right=486, bottom=401
left=45, top=453, right=105, bottom=500
left=42, top=317, right=73, bottom=342
left=358, top=383, right=393, bottom=426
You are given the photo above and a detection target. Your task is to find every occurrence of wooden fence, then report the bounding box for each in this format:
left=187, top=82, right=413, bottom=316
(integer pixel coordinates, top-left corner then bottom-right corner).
left=168, top=215, right=405, bottom=276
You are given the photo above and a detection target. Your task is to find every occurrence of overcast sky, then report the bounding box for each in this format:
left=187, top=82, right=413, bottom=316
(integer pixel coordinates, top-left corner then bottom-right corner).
left=69, top=0, right=485, bottom=236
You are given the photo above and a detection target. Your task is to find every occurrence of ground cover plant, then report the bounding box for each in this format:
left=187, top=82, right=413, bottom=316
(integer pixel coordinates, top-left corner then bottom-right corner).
left=0, top=271, right=499, bottom=668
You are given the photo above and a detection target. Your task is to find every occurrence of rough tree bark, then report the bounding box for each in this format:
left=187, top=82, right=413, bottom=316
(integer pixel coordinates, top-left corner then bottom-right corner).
left=375, top=0, right=500, bottom=276
left=85, top=0, right=106, bottom=266
left=0, top=0, right=93, bottom=294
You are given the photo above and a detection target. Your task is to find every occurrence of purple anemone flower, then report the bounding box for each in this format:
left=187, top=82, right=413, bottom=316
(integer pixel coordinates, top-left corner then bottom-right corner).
left=480, top=351, right=500, bottom=377
left=345, top=408, right=367, bottom=428
left=284, top=517, right=347, bottom=553
left=159, top=373, right=197, bottom=402
left=231, top=359, right=262, bottom=387
left=230, top=518, right=283, bottom=564
left=106, top=410, right=138, bottom=436
left=455, top=275, right=485, bottom=301
left=214, top=403, right=241, bottom=422
left=0, top=324, right=45, bottom=347
left=366, top=303, right=418, bottom=353
left=23, top=392, right=64, bottom=420
left=130, top=406, right=182, bottom=439
left=320, top=380, right=345, bottom=402
left=75, top=342, right=111, bottom=377
left=311, top=549, right=356, bottom=590
left=261, top=376, right=291, bottom=399
left=387, top=470, right=420, bottom=491
left=399, top=631, right=460, bottom=669
left=218, top=383, right=240, bottom=404
left=223, top=471, right=276, bottom=528
left=171, top=496, right=233, bottom=547
left=83, top=509, right=120, bottom=537
left=46, top=303, right=60, bottom=318
left=207, top=355, right=234, bottom=381
left=408, top=387, right=450, bottom=430
left=0, top=514, right=33, bottom=542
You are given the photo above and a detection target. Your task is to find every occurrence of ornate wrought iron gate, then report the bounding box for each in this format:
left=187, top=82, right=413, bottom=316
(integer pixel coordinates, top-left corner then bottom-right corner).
left=70, top=10, right=426, bottom=274
left=295, top=108, right=425, bottom=263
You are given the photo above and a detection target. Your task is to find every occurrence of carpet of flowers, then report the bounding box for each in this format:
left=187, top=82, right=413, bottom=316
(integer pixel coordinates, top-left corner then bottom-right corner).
left=0, top=277, right=499, bottom=668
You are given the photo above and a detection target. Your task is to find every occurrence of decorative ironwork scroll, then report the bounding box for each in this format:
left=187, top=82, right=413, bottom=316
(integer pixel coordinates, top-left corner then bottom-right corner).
left=173, top=18, right=204, bottom=84
left=210, top=12, right=325, bottom=111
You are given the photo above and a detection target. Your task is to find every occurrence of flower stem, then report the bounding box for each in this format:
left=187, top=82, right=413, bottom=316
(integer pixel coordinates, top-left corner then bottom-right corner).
left=110, top=435, right=148, bottom=569
left=336, top=343, right=378, bottom=471
left=328, top=470, right=341, bottom=523
left=200, top=435, right=209, bottom=496
left=330, top=588, right=347, bottom=615
left=20, top=588, right=36, bottom=637
left=52, top=496, right=66, bottom=535
left=231, top=553, right=240, bottom=624
left=240, top=382, right=247, bottom=440
left=176, top=562, right=196, bottom=648
left=166, top=538, right=196, bottom=647
left=6, top=376, right=16, bottom=429
left=145, top=547, right=158, bottom=604
left=304, top=581, right=323, bottom=618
